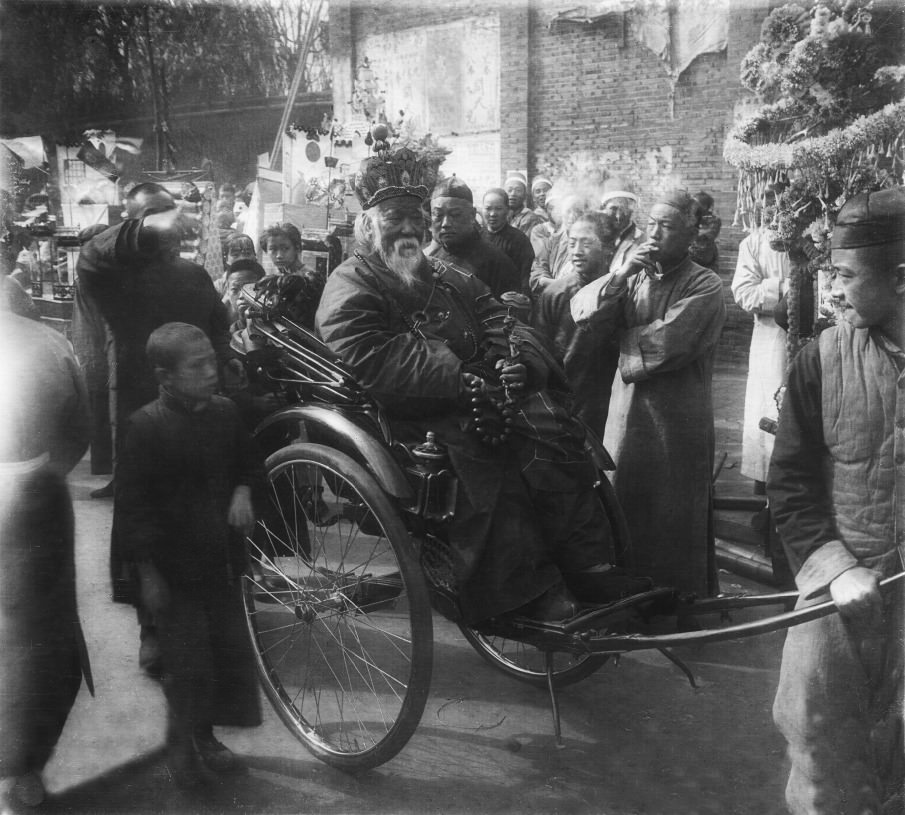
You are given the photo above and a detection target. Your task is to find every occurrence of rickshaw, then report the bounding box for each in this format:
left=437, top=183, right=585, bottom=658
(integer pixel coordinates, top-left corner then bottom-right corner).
left=232, top=282, right=904, bottom=773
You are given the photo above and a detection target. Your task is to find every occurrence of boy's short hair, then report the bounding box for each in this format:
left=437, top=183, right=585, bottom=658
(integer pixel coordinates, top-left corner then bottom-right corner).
left=227, top=259, right=266, bottom=281
left=569, top=211, right=609, bottom=245
left=146, top=322, right=210, bottom=371
left=226, top=233, right=254, bottom=251
left=260, top=222, right=302, bottom=253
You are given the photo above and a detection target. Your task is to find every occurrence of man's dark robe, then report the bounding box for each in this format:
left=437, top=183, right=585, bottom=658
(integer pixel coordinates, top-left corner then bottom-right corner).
left=534, top=271, right=619, bottom=440
left=77, top=218, right=232, bottom=603
left=482, top=224, right=534, bottom=295
left=115, top=392, right=264, bottom=729
left=71, top=279, right=113, bottom=474
left=426, top=231, right=524, bottom=299
left=316, top=251, right=614, bottom=623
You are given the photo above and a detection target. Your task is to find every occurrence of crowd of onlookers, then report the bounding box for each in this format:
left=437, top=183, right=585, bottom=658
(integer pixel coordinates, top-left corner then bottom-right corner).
left=7, top=160, right=903, bottom=813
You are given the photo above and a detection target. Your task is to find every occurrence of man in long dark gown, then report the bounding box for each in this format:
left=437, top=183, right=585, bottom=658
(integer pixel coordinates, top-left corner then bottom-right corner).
left=316, top=148, right=648, bottom=625
left=76, top=182, right=233, bottom=669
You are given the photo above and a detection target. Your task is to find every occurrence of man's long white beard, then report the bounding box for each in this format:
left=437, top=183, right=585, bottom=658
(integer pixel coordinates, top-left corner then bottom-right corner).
left=379, top=237, right=424, bottom=287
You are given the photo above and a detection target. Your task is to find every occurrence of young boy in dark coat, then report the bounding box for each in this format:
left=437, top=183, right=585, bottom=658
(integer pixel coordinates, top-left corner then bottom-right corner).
left=114, top=322, right=264, bottom=788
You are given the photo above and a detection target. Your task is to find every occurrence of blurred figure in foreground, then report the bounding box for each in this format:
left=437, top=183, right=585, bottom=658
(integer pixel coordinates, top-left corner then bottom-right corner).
left=0, top=309, right=92, bottom=812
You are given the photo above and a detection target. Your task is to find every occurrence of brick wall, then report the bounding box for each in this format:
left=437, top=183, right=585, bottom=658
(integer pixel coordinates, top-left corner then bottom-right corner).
left=525, top=2, right=771, bottom=365
left=335, top=0, right=779, bottom=365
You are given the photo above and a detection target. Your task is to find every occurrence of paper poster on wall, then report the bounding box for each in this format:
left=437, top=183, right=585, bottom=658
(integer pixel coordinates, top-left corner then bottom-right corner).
left=359, top=14, right=500, bottom=137
left=438, top=134, right=502, bottom=201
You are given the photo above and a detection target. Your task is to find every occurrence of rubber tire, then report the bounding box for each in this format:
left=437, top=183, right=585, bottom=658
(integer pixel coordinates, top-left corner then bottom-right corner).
left=457, top=473, right=627, bottom=688
left=459, top=628, right=609, bottom=689
left=243, top=443, right=433, bottom=772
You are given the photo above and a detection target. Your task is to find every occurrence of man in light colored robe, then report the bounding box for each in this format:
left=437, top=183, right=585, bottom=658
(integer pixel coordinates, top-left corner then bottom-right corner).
left=731, top=228, right=790, bottom=487
left=571, top=190, right=726, bottom=602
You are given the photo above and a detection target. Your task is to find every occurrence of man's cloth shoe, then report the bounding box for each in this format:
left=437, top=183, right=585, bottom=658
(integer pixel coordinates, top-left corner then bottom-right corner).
left=565, top=565, right=654, bottom=604
left=90, top=481, right=115, bottom=499
left=0, top=772, right=45, bottom=812
left=166, top=743, right=215, bottom=790
left=194, top=728, right=245, bottom=775
left=515, top=583, right=579, bottom=622
left=139, top=635, right=163, bottom=679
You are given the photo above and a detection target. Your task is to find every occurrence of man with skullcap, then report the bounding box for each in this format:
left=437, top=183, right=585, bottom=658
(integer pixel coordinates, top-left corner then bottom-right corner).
left=317, top=146, right=649, bottom=625
left=426, top=176, right=524, bottom=299
left=504, top=172, right=544, bottom=236
left=768, top=186, right=905, bottom=815
left=571, top=189, right=726, bottom=612
left=531, top=176, right=553, bottom=221
left=599, top=181, right=645, bottom=273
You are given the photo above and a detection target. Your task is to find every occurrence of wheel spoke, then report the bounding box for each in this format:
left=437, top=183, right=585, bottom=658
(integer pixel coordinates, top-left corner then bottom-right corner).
left=242, top=445, right=432, bottom=769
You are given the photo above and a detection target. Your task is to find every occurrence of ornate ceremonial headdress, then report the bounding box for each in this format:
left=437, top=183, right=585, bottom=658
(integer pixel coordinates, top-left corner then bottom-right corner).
left=354, top=142, right=448, bottom=210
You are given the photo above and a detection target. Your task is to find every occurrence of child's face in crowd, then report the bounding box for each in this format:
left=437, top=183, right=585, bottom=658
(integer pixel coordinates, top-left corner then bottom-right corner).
left=268, top=235, right=298, bottom=270
left=226, top=271, right=259, bottom=319
left=160, top=338, right=219, bottom=404
left=831, top=246, right=903, bottom=330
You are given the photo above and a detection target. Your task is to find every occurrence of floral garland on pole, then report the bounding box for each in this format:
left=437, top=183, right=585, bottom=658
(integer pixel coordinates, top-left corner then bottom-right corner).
left=723, top=0, right=905, bottom=363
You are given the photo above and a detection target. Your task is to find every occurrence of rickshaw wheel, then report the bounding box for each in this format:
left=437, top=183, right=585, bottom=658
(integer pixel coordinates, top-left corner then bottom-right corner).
left=456, top=473, right=627, bottom=688
left=243, top=443, right=433, bottom=772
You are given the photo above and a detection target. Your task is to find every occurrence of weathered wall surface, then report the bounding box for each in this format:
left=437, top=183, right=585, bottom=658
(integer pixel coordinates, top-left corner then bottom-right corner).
left=332, top=0, right=781, bottom=363
left=522, top=2, right=771, bottom=362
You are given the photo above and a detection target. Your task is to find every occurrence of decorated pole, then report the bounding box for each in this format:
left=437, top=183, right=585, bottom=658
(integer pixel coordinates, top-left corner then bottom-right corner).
left=724, top=0, right=905, bottom=375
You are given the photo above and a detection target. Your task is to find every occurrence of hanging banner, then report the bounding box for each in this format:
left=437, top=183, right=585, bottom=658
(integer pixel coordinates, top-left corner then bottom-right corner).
left=1, top=136, right=46, bottom=169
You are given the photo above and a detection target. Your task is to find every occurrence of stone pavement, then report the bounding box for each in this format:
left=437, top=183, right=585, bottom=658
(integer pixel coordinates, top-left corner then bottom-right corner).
left=46, top=455, right=790, bottom=815
left=712, top=360, right=751, bottom=498
left=38, top=357, right=795, bottom=815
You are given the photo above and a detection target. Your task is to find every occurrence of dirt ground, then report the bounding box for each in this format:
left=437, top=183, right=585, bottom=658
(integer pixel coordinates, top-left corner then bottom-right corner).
left=38, top=450, right=792, bottom=815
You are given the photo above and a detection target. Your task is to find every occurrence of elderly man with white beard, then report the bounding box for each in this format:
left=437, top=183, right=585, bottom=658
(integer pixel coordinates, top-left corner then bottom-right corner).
left=315, top=147, right=649, bottom=625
